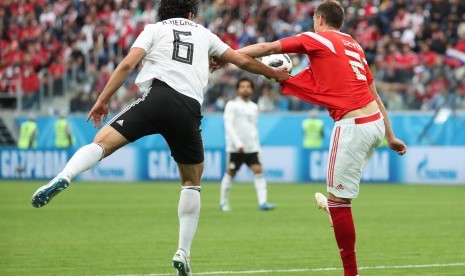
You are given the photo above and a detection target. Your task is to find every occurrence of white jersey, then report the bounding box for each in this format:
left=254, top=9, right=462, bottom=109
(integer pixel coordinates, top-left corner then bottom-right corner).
left=224, top=97, right=261, bottom=153
left=131, top=18, right=230, bottom=104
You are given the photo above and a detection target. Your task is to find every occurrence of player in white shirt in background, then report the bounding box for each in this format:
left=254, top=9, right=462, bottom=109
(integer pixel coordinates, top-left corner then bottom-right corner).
left=220, top=77, right=276, bottom=212
left=31, top=1, right=289, bottom=275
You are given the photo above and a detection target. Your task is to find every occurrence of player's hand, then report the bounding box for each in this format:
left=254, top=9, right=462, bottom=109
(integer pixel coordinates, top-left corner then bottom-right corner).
left=209, top=56, right=227, bottom=73
left=274, top=66, right=291, bottom=82
left=86, top=98, right=109, bottom=129
left=238, top=147, right=245, bottom=154
left=387, top=137, right=407, bottom=155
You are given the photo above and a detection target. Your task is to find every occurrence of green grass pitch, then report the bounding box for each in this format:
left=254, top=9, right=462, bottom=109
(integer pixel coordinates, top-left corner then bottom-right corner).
left=1, top=181, right=465, bottom=276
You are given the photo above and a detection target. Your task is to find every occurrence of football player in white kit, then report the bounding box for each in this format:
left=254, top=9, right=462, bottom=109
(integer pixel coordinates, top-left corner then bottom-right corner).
left=220, top=77, right=275, bottom=212
left=30, top=1, right=290, bottom=275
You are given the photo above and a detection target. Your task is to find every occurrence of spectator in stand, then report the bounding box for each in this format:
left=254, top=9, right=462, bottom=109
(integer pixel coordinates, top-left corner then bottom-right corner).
left=93, top=64, right=111, bottom=95
left=21, top=65, right=40, bottom=109
left=221, top=26, right=239, bottom=50
left=1, top=0, right=464, bottom=112
left=70, top=90, right=96, bottom=113
left=419, top=43, right=439, bottom=68
left=48, top=58, right=65, bottom=95
left=397, top=44, right=419, bottom=82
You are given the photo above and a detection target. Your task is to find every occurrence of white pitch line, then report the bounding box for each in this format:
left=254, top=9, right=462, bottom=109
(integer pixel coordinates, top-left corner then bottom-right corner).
left=103, top=262, right=465, bottom=276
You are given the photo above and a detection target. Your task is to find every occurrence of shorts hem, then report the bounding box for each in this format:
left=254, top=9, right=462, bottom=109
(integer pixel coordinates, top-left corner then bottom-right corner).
left=109, top=123, right=136, bottom=142
left=174, top=158, right=205, bottom=165
left=327, top=188, right=358, bottom=199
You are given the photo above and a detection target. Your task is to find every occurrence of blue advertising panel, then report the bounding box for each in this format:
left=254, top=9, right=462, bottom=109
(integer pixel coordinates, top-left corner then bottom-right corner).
left=16, top=113, right=465, bottom=150
left=142, top=149, right=224, bottom=181
left=5, top=113, right=465, bottom=184
left=0, top=149, right=69, bottom=179
left=403, top=147, right=465, bottom=184
left=1, top=146, right=464, bottom=184
left=300, top=148, right=402, bottom=183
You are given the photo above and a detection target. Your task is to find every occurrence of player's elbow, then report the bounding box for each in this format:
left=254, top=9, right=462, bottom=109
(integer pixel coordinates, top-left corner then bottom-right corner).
left=118, top=61, right=135, bottom=72
left=235, top=56, right=254, bottom=69
left=262, top=42, right=280, bottom=55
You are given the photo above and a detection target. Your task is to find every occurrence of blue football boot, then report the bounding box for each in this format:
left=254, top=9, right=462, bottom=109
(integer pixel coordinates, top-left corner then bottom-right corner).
left=31, top=175, right=71, bottom=208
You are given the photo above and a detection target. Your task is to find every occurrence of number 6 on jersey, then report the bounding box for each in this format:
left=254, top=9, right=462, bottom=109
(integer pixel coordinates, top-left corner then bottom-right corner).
left=172, top=29, right=194, bottom=65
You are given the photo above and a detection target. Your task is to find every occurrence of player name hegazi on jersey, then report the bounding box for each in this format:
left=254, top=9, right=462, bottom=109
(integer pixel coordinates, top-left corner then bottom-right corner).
left=162, top=19, right=198, bottom=27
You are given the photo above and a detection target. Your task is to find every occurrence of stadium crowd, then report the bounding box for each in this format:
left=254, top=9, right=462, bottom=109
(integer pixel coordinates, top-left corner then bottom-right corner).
left=1, top=0, right=464, bottom=112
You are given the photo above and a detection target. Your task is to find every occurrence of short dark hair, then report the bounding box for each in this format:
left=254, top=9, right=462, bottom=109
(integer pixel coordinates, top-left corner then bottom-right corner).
left=157, top=0, right=198, bottom=21
left=236, top=77, right=255, bottom=90
left=315, top=0, right=345, bottom=29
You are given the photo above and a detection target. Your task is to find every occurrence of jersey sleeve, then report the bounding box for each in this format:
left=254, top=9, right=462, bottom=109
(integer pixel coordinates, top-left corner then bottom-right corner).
left=224, top=102, right=244, bottom=149
left=131, top=24, right=157, bottom=52
left=280, top=37, right=307, bottom=54
left=294, top=32, right=335, bottom=56
left=208, top=31, right=230, bottom=57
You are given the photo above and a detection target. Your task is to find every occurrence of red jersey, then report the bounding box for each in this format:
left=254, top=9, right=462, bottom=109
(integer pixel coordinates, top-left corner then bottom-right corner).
left=280, top=30, right=374, bottom=121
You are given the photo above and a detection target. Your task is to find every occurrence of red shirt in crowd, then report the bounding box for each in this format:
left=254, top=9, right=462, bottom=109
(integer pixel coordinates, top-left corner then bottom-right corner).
left=221, top=32, right=239, bottom=50
left=397, top=50, right=419, bottom=69
left=48, top=62, right=65, bottom=78
left=428, top=77, right=449, bottom=94
left=419, top=50, right=438, bottom=67
left=385, top=50, right=403, bottom=68
left=455, top=39, right=465, bottom=52
left=21, top=70, right=40, bottom=94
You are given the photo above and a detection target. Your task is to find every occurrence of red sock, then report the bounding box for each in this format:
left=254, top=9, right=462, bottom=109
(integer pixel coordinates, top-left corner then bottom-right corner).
left=328, top=199, right=358, bottom=276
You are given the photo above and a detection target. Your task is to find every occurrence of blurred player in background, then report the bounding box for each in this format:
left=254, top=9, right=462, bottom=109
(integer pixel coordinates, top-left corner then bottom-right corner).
left=302, top=109, right=324, bottom=149
left=234, top=1, right=407, bottom=275
left=30, top=0, right=289, bottom=275
left=17, top=114, right=38, bottom=149
left=220, top=77, right=275, bottom=212
left=54, top=111, right=75, bottom=149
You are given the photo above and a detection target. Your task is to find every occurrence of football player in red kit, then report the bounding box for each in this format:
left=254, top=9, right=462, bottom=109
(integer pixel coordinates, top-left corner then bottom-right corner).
left=235, top=1, right=407, bottom=275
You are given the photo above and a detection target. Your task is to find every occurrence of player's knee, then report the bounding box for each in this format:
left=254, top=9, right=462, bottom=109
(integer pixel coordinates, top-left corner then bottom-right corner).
left=251, top=165, right=263, bottom=174
left=93, top=127, right=128, bottom=157
left=227, top=170, right=237, bottom=178
left=91, top=140, right=115, bottom=158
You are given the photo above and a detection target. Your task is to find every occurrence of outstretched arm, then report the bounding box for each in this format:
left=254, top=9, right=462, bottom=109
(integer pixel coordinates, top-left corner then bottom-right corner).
left=87, top=48, right=145, bottom=128
left=237, top=41, right=284, bottom=58
left=238, top=37, right=307, bottom=58
left=218, top=48, right=289, bottom=81
left=369, top=82, right=407, bottom=155
left=211, top=38, right=305, bottom=72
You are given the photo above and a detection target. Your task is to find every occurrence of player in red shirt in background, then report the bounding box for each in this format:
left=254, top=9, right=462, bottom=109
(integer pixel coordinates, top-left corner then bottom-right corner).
left=235, top=1, right=408, bottom=275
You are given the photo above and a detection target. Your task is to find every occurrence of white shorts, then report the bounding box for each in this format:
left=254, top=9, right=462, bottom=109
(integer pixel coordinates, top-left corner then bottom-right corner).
left=327, top=111, right=385, bottom=199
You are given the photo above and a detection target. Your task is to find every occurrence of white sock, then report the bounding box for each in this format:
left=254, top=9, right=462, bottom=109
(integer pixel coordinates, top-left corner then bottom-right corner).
left=220, top=173, right=232, bottom=205
left=254, top=173, right=267, bottom=205
left=178, top=186, right=201, bottom=257
left=60, top=143, right=105, bottom=179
